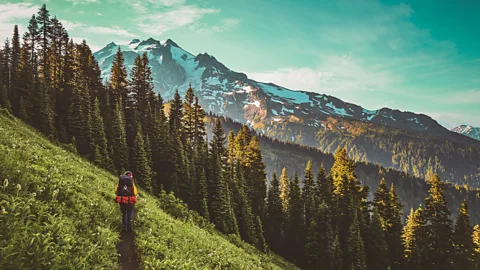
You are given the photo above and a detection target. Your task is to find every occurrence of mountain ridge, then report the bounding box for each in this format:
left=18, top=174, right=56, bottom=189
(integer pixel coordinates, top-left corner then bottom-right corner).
left=93, top=37, right=476, bottom=146
left=451, top=125, right=480, bottom=141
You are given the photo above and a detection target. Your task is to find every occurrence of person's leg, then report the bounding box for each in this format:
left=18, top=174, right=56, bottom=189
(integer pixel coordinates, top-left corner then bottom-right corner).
left=126, top=204, right=133, bottom=231
left=120, top=203, right=127, bottom=231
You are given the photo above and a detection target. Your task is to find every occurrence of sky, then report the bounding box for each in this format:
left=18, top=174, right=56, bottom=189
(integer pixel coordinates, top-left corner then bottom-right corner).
left=0, top=0, right=479, bottom=128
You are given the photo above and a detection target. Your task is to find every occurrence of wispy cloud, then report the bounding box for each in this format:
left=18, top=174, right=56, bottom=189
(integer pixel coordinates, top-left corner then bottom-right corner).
left=61, top=19, right=136, bottom=40
left=249, top=54, right=402, bottom=99
left=437, top=90, right=480, bottom=105
left=136, top=5, right=220, bottom=36
left=67, top=0, right=99, bottom=5
left=190, top=18, right=240, bottom=33
left=0, top=3, right=38, bottom=42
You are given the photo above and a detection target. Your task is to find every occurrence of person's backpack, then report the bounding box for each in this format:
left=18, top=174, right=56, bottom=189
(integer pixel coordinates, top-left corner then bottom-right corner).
left=117, top=175, right=134, bottom=196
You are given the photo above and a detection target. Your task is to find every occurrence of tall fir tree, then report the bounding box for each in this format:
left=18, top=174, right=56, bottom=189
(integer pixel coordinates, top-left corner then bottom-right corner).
left=365, top=209, right=389, bottom=270
left=132, top=128, right=152, bottom=191
left=302, top=160, right=316, bottom=226
left=243, top=136, right=267, bottom=217
left=90, top=97, right=111, bottom=169
left=305, top=201, right=335, bottom=270
left=265, top=171, right=283, bottom=252
left=402, top=207, right=426, bottom=270
left=374, top=178, right=404, bottom=270
left=330, top=148, right=365, bottom=270
left=453, top=200, right=474, bottom=270
left=232, top=162, right=256, bottom=244
left=279, top=167, right=290, bottom=214
left=208, top=119, right=237, bottom=234
left=255, top=215, right=268, bottom=253
left=110, top=99, right=128, bottom=174
left=423, top=174, right=454, bottom=270
left=315, top=165, right=332, bottom=205
left=285, top=173, right=305, bottom=265
left=10, top=25, right=21, bottom=115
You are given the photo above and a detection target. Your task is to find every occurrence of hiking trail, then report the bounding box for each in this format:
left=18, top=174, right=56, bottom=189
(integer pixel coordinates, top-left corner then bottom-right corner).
left=117, top=210, right=138, bottom=270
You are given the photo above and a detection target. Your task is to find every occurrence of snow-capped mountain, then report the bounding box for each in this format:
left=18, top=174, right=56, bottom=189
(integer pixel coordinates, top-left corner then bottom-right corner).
left=451, top=125, right=480, bottom=141
left=94, top=38, right=477, bottom=146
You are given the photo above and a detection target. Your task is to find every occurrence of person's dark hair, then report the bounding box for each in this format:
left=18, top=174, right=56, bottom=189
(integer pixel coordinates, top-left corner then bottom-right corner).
left=125, top=171, right=133, bottom=176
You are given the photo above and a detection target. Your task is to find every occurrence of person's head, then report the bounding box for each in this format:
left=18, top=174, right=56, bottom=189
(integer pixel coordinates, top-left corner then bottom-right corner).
left=125, top=171, right=133, bottom=178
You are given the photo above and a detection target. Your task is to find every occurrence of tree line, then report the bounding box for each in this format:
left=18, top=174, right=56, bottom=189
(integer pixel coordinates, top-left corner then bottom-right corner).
left=263, top=149, right=480, bottom=270
left=1, top=5, right=479, bottom=270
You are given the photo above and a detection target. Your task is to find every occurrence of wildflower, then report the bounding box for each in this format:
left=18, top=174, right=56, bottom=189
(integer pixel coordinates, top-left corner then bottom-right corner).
left=3, top=179, right=8, bottom=188
left=16, top=184, right=21, bottom=191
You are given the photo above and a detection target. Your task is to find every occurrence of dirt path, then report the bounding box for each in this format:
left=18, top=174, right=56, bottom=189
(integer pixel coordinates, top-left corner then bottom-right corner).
left=117, top=210, right=138, bottom=270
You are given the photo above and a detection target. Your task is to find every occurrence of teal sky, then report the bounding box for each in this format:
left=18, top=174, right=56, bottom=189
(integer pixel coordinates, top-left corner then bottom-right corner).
left=1, top=0, right=479, bottom=128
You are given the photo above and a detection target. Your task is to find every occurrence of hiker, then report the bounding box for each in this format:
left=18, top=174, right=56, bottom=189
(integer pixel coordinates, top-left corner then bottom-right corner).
left=114, top=171, right=138, bottom=232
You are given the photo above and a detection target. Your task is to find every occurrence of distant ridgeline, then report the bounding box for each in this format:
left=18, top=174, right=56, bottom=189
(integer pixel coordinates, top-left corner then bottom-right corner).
left=207, top=115, right=480, bottom=224
left=2, top=4, right=480, bottom=270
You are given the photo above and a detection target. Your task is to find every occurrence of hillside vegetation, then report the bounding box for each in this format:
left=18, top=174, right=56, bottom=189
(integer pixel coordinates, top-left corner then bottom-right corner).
left=0, top=110, right=297, bottom=269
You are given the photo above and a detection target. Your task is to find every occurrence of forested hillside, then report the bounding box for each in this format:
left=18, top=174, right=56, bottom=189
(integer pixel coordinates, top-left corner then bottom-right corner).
left=0, top=109, right=296, bottom=269
left=2, top=4, right=480, bottom=270
left=207, top=116, right=480, bottom=224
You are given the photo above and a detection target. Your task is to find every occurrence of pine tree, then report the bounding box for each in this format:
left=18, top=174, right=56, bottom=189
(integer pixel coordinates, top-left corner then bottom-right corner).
left=244, top=136, right=267, bottom=217
left=302, top=160, right=316, bottom=226
left=208, top=119, right=237, bottom=234
left=265, top=171, right=283, bottom=252
left=232, top=162, right=256, bottom=244
left=316, top=165, right=331, bottom=205
left=365, top=209, right=389, bottom=270
left=347, top=211, right=367, bottom=270
left=374, top=178, right=404, bottom=270
left=196, top=168, right=209, bottom=220
left=110, top=99, right=128, bottom=174
left=132, top=128, right=152, bottom=191
left=90, top=98, right=111, bottom=169
left=402, top=207, right=426, bottom=270
left=36, top=4, right=52, bottom=86
left=68, top=86, right=91, bottom=155
left=17, top=36, right=34, bottom=122
left=423, top=174, right=454, bottom=270
left=183, top=84, right=195, bottom=146
left=10, top=25, right=20, bottom=115
left=169, top=89, right=183, bottom=135
left=305, top=201, right=335, bottom=270
left=330, top=148, right=364, bottom=270
left=2, top=40, right=11, bottom=98
left=255, top=215, right=268, bottom=253
left=279, top=167, right=290, bottom=214
left=285, top=173, right=304, bottom=265
left=109, top=47, right=128, bottom=109
left=453, top=200, right=474, bottom=270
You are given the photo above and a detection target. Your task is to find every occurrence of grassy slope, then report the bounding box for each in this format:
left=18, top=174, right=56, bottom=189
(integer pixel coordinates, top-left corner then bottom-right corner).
left=0, top=110, right=296, bottom=270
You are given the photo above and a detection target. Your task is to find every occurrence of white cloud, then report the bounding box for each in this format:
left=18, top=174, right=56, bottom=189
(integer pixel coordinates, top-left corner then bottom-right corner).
left=190, top=18, right=240, bottom=33
left=97, top=12, right=102, bottom=16
left=83, top=25, right=136, bottom=38
left=67, top=0, right=98, bottom=5
left=249, top=55, right=401, bottom=97
left=60, top=20, right=85, bottom=31
left=438, top=90, right=480, bottom=105
left=137, top=5, right=219, bottom=36
left=0, top=3, right=38, bottom=42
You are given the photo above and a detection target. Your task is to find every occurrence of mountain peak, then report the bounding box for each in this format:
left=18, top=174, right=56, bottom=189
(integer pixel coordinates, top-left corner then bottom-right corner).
left=165, top=38, right=179, bottom=47
left=451, top=125, right=480, bottom=141
left=106, top=41, right=117, bottom=47
left=129, top=38, right=140, bottom=44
